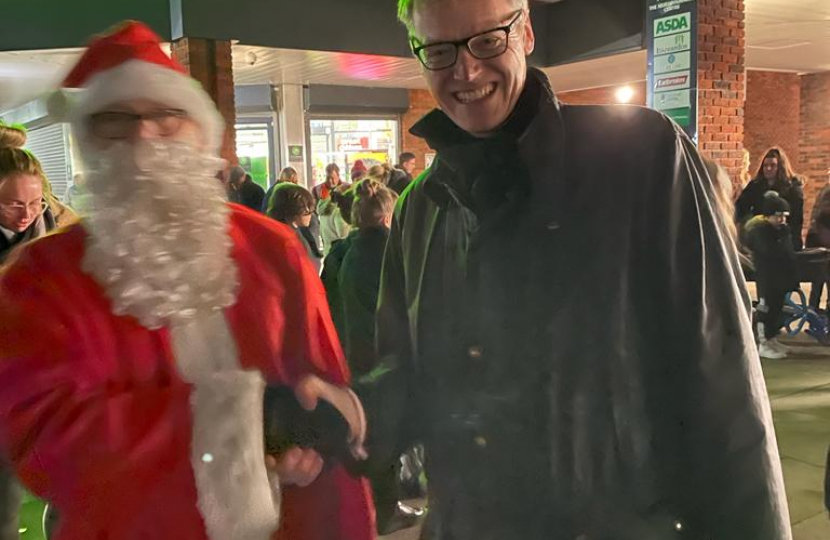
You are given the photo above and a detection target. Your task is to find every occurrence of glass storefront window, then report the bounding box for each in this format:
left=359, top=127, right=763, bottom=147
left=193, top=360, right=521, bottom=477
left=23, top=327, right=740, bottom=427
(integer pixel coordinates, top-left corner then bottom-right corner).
left=308, top=117, right=399, bottom=185
left=236, top=124, right=271, bottom=189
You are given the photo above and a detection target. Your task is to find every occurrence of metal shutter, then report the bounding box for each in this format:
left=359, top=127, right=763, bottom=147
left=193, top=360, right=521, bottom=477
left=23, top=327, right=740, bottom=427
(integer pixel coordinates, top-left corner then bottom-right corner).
left=24, top=124, right=71, bottom=201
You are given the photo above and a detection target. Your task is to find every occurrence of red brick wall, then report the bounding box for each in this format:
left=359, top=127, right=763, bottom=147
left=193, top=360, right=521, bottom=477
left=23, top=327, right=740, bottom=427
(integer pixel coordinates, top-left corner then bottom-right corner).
left=171, top=38, right=238, bottom=165
left=697, top=0, right=745, bottom=187
left=799, top=72, right=830, bottom=222
left=744, top=70, right=800, bottom=177
left=558, top=82, right=647, bottom=106
left=401, top=89, right=437, bottom=176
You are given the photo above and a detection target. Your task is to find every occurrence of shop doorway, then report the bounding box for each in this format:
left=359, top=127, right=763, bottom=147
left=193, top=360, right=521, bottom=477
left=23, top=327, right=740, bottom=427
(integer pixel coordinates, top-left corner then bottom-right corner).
left=307, top=117, right=400, bottom=186
left=236, top=121, right=276, bottom=189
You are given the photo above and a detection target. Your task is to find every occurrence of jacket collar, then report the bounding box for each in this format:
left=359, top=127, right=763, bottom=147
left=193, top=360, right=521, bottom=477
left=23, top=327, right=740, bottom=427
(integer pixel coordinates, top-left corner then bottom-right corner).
left=411, top=68, right=567, bottom=224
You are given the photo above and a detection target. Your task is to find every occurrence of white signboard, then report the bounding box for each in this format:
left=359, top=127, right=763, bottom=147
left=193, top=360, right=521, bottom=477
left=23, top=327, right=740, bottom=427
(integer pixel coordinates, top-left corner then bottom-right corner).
left=654, top=51, right=691, bottom=74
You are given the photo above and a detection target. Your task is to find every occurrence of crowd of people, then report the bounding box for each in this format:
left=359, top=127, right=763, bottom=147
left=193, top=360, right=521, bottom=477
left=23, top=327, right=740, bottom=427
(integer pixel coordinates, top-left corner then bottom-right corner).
left=1, top=0, right=827, bottom=538
left=734, top=145, right=830, bottom=359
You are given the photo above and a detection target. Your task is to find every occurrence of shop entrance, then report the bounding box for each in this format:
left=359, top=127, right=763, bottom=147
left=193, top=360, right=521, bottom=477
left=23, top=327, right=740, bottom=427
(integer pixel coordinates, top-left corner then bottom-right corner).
left=236, top=121, right=276, bottom=189
left=308, top=117, right=399, bottom=185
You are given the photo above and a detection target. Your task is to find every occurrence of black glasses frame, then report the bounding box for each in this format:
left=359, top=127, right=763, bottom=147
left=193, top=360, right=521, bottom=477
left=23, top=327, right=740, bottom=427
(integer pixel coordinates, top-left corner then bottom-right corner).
left=411, top=10, right=524, bottom=71
left=87, top=109, right=189, bottom=140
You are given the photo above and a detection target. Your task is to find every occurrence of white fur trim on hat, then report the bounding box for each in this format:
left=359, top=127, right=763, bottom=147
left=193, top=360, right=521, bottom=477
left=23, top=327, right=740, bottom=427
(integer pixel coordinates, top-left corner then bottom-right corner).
left=69, top=59, right=224, bottom=154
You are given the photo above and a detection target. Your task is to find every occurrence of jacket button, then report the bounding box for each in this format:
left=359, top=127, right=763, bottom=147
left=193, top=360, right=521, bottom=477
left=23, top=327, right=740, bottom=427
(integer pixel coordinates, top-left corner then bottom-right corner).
left=467, top=346, right=484, bottom=359
left=473, top=436, right=487, bottom=448
left=546, top=221, right=561, bottom=231
left=672, top=519, right=684, bottom=532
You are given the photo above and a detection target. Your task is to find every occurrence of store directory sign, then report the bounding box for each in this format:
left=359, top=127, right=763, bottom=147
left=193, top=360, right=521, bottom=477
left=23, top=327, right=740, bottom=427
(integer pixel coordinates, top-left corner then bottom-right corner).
left=647, top=0, right=698, bottom=141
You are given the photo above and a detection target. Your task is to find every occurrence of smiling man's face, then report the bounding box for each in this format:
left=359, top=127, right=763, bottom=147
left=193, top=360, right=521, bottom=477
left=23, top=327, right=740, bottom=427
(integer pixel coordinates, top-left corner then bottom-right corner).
left=412, top=0, right=535, bottom=137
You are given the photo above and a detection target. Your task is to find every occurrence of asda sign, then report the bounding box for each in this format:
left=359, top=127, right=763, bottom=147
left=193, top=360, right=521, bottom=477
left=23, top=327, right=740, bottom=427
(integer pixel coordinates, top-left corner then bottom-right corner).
left=647, top=0, right=697, bottom=140
left=654, top=13, right=691, bottom=37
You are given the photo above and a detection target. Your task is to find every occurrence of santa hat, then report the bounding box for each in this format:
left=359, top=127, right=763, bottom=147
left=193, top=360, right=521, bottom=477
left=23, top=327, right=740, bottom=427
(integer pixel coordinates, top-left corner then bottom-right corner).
left=64, top=21, right=224, bottom=153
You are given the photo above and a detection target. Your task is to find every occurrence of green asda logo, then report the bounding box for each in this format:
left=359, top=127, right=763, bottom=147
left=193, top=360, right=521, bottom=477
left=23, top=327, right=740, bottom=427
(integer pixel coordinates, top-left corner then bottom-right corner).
left=655, top=13, right=690, bottom=37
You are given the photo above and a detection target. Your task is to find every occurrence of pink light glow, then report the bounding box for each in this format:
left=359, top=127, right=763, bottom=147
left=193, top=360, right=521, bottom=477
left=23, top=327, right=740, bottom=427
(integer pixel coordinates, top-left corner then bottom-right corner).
left=336, top=53, right=395, bottom=80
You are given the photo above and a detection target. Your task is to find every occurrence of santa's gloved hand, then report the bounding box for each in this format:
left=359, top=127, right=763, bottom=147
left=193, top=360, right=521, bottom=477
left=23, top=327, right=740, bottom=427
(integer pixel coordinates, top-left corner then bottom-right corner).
left=294, top=375, right=368, bottom=461
left=263, top=382, right=368, bottom=463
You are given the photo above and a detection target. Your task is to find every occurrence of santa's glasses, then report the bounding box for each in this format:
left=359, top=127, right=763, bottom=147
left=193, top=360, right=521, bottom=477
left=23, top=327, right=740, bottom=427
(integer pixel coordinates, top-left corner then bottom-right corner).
left=87, top=109, right=189, bottom=140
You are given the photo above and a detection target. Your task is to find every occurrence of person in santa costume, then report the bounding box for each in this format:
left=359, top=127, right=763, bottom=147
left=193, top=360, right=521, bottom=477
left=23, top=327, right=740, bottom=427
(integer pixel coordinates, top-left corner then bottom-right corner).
left=0, top=21, right=374, bottom=540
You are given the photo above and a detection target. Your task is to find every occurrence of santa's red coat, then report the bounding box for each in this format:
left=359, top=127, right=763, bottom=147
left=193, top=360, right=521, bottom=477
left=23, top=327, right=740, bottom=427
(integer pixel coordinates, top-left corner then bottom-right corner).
left=0, top=204, right=374, bottom=540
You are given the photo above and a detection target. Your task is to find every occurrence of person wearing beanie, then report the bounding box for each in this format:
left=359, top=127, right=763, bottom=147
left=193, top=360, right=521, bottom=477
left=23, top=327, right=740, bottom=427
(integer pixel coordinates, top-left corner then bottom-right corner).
left=350, top=159, right=368, bottom=181
left=0, top=21, right=373, bottom=540
left=744, top=191, right=799, bottom=359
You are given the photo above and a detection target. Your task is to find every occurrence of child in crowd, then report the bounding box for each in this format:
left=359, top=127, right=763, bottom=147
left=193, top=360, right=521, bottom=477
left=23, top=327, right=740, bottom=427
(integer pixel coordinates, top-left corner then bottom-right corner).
left=744, top=191, right=799, bottom=359
left=266, top=183, right=324, bottom=271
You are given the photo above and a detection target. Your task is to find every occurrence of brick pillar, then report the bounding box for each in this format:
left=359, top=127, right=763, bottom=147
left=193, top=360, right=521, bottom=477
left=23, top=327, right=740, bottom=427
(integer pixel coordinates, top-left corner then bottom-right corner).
left=697, top=0, right=746, bottom=189
left=401, top=89, right=438, bottom=177
left=170, top=38, right=237, bottom=165
left=799, top=72, right=830, bottom=215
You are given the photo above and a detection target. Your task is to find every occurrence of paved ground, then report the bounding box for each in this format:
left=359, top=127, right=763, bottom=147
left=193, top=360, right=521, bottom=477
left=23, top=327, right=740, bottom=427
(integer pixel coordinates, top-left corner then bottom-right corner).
left=382, top=332, right=830, bottom=540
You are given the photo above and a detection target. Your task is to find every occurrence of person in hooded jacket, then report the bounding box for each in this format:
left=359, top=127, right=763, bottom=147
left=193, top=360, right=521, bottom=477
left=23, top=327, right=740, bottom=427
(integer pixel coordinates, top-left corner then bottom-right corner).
left=330, top=179, right=423, bottom=536
left=737, top=147, right=805, bottom=251
left=744, top=192, right=799, bottom=359
left=320, top=186, right=358, bottom=337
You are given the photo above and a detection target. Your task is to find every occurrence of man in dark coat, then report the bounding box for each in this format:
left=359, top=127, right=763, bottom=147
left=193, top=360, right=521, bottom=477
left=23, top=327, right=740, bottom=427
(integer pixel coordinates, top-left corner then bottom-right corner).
left=227, top=166, right=265, bottom=212
left=341, top=0, right=792, bottom=539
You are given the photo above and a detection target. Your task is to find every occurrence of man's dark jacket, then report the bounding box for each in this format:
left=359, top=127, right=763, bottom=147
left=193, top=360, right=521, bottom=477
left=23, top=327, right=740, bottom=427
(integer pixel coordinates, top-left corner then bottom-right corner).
left=360, top=70, right=790, bottom=540
left=230, top=178, right=265, bottom=212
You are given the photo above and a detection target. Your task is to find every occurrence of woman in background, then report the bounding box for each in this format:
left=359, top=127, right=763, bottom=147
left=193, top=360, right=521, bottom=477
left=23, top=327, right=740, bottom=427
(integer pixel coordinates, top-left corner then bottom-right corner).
left=335, top=179, right=424, bottom=536
left=266, top=183, right=323, bottom=272
left=0, top=124, right=75, bottom=264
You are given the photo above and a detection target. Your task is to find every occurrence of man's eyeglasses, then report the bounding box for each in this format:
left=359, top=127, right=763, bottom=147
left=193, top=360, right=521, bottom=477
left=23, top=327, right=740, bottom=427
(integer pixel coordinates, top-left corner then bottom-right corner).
left=411, top=10, right=524, bottom=71
left=88, top=109, right=189, bottom=140
left=0, top=199, right=48, bottom=217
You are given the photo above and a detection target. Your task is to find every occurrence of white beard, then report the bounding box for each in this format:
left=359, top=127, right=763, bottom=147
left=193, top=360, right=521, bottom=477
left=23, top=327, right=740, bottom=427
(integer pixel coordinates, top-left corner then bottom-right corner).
left=81, top=139, right=238, bottom=330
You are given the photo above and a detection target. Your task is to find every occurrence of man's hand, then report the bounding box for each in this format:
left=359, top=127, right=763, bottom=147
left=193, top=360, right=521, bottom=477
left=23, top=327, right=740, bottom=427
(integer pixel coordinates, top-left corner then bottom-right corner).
left=266, top=447, right=324, bottom=487
left=294, top=375, right=368, bottom=460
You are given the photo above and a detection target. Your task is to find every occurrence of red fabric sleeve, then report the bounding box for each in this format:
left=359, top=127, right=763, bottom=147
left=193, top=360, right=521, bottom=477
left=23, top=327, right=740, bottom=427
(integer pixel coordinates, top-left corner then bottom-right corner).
left=228, top=207, right=350, bottom=386
left=227, top=207, right=374, bottom=540
left=0, top=240, right=203, bottom=536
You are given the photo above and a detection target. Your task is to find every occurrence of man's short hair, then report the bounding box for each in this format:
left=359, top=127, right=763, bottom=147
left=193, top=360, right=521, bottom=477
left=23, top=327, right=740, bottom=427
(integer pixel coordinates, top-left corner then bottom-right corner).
left=399, top=152, right=416, bottom=165
left=398, top=0, right=528, bottom=33
left=228, top=165, right=246, bottom=184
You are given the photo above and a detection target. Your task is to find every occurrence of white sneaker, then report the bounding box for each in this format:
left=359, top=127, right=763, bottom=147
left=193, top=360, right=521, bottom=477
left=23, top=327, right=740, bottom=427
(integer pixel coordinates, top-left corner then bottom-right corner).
left=759, top=341, right=787, bottom=359
left=769, top=338, right=792, bottom=353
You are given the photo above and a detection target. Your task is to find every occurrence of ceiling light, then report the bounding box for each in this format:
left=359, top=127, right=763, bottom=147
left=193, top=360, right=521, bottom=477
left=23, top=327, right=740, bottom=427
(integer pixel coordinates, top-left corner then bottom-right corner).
left=616, top=86, right=635, bottom=103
